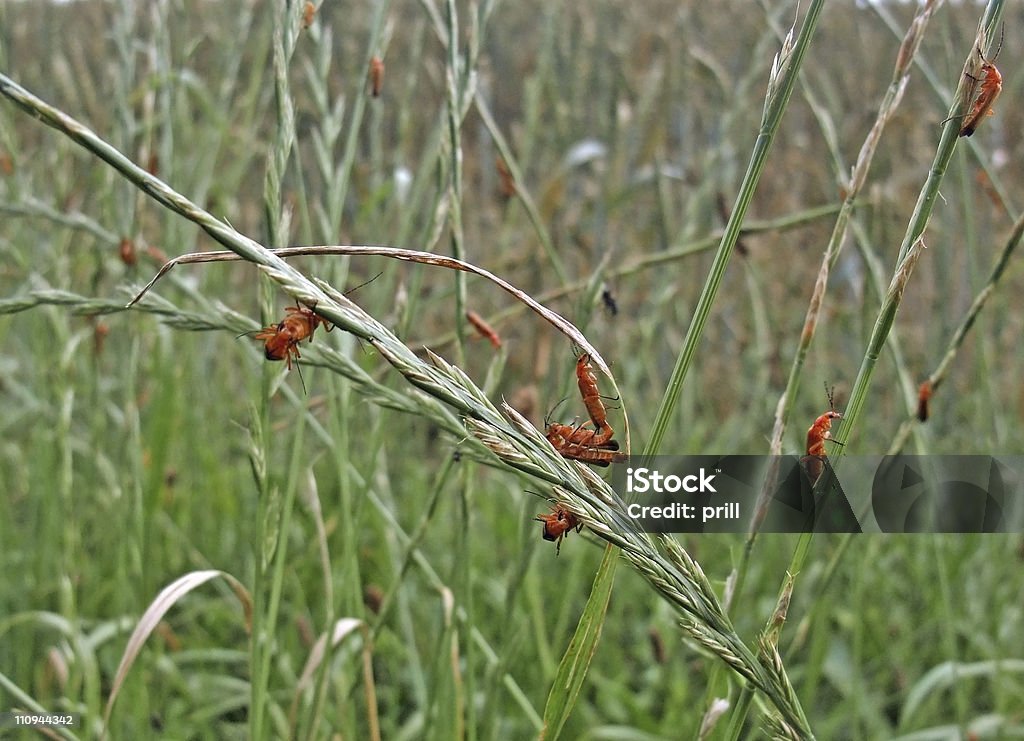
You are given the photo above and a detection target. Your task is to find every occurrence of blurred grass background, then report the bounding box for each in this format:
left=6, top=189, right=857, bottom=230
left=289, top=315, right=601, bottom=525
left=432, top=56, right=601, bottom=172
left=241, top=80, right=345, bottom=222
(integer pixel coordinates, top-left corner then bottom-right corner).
left=1, top=0, right=1024, bottom=738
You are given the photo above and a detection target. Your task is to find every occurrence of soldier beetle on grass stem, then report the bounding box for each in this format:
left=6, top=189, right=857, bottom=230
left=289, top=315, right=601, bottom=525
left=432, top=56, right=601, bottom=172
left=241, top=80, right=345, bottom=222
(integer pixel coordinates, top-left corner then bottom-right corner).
left=804, top=384, right=843, bottom=484
left=369, top=56, right=385, bottom=97
left=250, top=273, right=380, bottom=377
left=960, top=59, right=1002, bottom=137
left=93, top=321, right=110, bottom=356
left=254, top=305, right=331, bottom=370
left=119, top=237, right=137, bottom=267
left=917, top=381, right=932, bottom=423
left=540, top=355, right=625, bottom=466
left=576, top=353, right=613, bottom=432
left=947, top=27, right=1003, bottom=137
left=495, top=156, right=516, bottom=199
left=545, top=422, right=625, bottom=467
left=806, top=384, right=843, bottom=458
left=547, top=421, right=617, bottom=449
left=535, top=503, right=583, bottom=555
left=466, top=310, right=502, bottom=349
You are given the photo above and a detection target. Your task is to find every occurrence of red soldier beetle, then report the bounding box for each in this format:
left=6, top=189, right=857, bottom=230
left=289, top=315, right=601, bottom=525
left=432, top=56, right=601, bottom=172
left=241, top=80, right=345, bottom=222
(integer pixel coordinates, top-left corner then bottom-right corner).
left=535, top=503, right=583, bottom=555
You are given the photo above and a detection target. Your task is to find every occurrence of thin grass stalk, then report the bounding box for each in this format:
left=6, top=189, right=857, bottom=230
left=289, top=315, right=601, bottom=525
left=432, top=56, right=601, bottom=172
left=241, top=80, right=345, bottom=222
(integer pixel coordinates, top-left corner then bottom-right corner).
left=888, top=208, right=1024, bottom=453
left=294, top=147, right=346, bottom=741
left=447, top=590, right=467, bottom=741
left=324, top=373, right=365, bottom=662
left=125, top=14, right=165, bottom=690
left=54, top=315, right=98, bottom=720
left=421, top=584, right=456, bottom=738
left=951, top=155, right=1011, bottom=444
left=362, top=624, right=383, bottom=741
left=270, top=420, right=308, bottom=740
left=251, top=2, right=303, bottom=737
left=441, top=6, right=476, bottom=729
left=645, top=0, right=825, bottom=458
left=847, top=218, right=928, bottom=451
left=0, top=198, right=119, bottom=242
left=537, top=543, right=617, bottom=741
left=0, top=670, right=81, bottom=741
left=721, top=688, right=753, bottom=741
left=832, top=1, right=1004, bottom=457
left=298, top=3, right=388, bottom=325
left=334, top=0, right=390, bottom=241
left=295, top=6, right=387, bottom=733
left=262, top=466, right=303, bottom=737
left=110, top=0, right=138, bottom=236
left=444, top=0, right=468, bottom=364
left=297, top=469, right=336, bottom=741
left=674, top=8, right=787, bottom=248
left=368, top=457, right=458, bottom=637
left=243, top=399, right=275, bottom=733
left=319, top=405, right=372, bottom=736
left=455, top=491, right=474, bottom=741
left=392, top=112, right=446, bottom=251
left=713, top=1, right=883, bottom=731
left=783, top=533, right=855, bottom=661
left=367, top=446, right=442, bottom=719
left=928, top=535, right=969, bottom=727
left=120, top=331, right=146, bottom=619
left=514, top=1, right=555, bottom=183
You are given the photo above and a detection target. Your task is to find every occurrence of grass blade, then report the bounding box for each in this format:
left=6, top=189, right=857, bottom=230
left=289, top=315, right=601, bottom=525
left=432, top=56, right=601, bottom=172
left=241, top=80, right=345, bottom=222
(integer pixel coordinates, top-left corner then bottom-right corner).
left=102, top=570, right=252, bottom=737
left=538, top=545, right=617, bottom=740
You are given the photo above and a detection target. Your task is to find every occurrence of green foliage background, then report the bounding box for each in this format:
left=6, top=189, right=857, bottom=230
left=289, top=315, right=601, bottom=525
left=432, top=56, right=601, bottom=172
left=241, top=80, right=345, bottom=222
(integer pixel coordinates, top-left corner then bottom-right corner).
left=1, top=1, right=1023, bottom=738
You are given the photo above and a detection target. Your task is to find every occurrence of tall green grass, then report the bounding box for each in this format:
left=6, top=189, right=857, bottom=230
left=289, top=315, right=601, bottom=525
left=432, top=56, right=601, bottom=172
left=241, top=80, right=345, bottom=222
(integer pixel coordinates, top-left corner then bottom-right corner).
left=2, top=1, right=1024, bottom=739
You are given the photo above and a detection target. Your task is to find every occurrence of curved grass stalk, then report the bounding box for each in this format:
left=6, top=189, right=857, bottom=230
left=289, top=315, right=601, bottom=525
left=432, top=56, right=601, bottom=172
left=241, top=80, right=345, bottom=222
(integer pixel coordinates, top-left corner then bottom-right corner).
left=127, top=244, right=613, bottom=376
